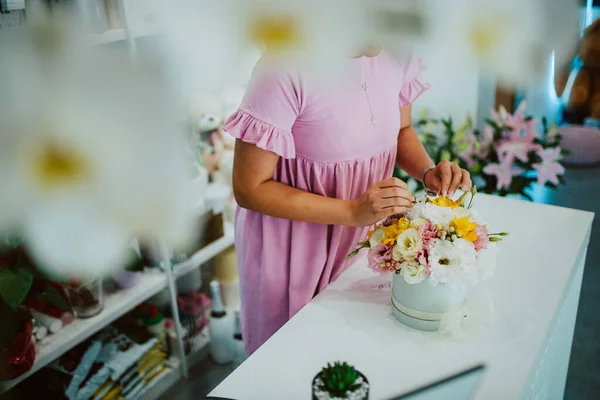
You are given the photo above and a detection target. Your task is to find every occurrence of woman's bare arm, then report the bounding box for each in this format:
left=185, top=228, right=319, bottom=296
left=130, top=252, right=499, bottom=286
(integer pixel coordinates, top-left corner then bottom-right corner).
left=232, top=140, right=413, bottom=227
left=395, top=105, right=434, bottom=180
left=395, top=106, right=471, bottom=196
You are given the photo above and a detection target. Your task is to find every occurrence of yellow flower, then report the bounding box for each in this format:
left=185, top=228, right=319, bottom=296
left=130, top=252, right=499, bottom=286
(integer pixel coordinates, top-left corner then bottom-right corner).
left=382, top=218, right=410, bottom=245
left=451, top=217, right=478, bottom=242
left=431, top=197, right=461, bottom=209
left=366, top=225, right=377, bottom=240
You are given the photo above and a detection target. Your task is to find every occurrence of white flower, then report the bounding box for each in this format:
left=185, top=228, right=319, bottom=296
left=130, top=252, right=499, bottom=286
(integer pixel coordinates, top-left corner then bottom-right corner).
left=392, top=228, right=422, bottom=261
left=429, top=239, right=477, bottom=288
left=156, top=0, right=365, bottom=96
left=369, top=228, right=386, bottom=248
left=475, top=244, right=500, bottom=280
left=422, top=203, right=455, bottom=228
left=425, top=0, right=579, bottom=85
left=0, top=18, right=196, bottom=278
left=401, top=261, right=427, bottom=284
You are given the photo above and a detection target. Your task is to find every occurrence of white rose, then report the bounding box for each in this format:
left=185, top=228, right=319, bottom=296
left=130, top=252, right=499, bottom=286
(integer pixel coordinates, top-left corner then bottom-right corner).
left=369, top=228, right=386, bottom=248
left=392, top=228, right=422, bottom=261
left=401, top=261, right=427, bottom=284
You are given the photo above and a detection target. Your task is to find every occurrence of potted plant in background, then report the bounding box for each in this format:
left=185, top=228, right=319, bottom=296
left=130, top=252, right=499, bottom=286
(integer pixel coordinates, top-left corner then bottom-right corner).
left=0, top=239, right=71, bottom=380
left=395, top=102, right=568, bottom=201
left=312, top=362, right=369, bottom=400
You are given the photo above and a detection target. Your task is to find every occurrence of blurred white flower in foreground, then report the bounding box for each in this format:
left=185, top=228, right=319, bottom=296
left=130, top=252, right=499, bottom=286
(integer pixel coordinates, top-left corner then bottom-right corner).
left=0, top=18, right=195, bottom=278
left=155, top=0, right=364, bottom=96
left=425, top=0, right=579, bottom=86
left=364, top=0, right=427, bottom=59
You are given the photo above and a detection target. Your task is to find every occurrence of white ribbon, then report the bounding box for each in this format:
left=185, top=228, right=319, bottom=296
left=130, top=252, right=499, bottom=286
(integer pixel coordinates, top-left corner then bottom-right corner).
left=438, top=290, right=495, bottom=339
left=391, top=294, right=446, bottom=321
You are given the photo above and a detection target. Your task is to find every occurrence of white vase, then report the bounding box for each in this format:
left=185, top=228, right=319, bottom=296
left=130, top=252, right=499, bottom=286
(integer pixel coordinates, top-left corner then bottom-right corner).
left=391, top=274, right=465, bottom=331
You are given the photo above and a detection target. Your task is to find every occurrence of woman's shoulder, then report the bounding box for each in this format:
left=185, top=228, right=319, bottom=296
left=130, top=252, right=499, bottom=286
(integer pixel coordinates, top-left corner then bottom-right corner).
left=249, top=55, right=302, bottom=89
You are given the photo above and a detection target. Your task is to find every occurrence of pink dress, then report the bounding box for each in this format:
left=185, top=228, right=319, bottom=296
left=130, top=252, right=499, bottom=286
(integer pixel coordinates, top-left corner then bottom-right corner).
left=224, top=50, right=429, bottom=354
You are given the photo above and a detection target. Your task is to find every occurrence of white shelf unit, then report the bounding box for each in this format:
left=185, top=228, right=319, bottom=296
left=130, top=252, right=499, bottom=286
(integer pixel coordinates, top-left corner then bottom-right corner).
left=87, top=28, right=126, bottom=45
left=87, top=25, right=159, bottom=46
left=1, top=217, right=233, bottom=394
left=2, top=272, right=167, bottom=392
left=175, top=222, right=235, bottom=277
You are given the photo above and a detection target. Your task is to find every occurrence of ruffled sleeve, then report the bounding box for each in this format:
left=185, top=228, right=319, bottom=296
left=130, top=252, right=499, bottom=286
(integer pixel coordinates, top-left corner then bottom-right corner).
left=223, top=60, right=301, bottom=159
left=398, top=52, right=430, bottom=108
left=224, top=110, right=296, bottom=159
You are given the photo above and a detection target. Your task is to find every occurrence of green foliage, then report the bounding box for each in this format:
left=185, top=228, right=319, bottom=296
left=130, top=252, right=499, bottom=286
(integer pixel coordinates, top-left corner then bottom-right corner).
left=0, top=268, right=33, bottom=309
left=318, top=362, right=362, bottom=398
left=395, top=107, right=567, bottom=200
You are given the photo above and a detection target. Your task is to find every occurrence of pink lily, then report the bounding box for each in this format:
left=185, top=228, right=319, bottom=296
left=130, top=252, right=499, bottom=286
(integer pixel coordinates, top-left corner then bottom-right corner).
left=476, top=126, right=495, bottom=158
left=483, top=153, right=524, bottom=191
left=456, top=130, right=478, bottom=167
left=496, top=127, right=539, bottom=164
left=534, top=147, right=565, bottom=186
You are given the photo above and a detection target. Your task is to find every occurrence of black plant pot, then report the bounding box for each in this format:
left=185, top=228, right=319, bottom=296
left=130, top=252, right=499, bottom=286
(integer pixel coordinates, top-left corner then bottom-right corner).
left=312, top=370, right=369, bottom=400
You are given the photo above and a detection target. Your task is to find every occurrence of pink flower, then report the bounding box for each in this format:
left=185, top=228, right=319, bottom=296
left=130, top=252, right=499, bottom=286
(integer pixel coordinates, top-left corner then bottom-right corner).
left=496, top=128, right=539, bottom=164
left=483, top=153, right=524, bottom=191
left=474, top=226, right=489, bottom=252
left=419, top=222, right=437, bottom=243
left=417, top=223, right=437, bottom=274
left=456, top=130, right=478, bottom=168
left=367, top=244, right=393, bottom=275
left=475, top=126, right=495, bottom=159
left=534, top=147, right=565, bottom=186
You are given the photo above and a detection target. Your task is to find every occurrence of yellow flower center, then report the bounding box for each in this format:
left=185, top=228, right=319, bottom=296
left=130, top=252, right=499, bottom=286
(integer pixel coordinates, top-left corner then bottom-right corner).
left=451, top=217, right=478, bottom=242
left=32, top=142, right=89, bottom=190
left=249, top=15, right=300, bottom=50
left=431, top=197, right=461, bottom=209
left=467, top=15, right=511, bottom=60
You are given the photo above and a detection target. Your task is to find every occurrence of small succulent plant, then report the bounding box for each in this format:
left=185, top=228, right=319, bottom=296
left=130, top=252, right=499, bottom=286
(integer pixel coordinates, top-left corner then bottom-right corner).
left=318, top=362, right=361, bottom=398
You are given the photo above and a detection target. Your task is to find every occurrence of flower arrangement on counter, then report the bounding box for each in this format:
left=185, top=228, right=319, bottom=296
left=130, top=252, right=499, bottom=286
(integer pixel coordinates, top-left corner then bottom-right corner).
left=395, top=101, right=568, bottom=201
left=348, top=188, right=507, bottom=290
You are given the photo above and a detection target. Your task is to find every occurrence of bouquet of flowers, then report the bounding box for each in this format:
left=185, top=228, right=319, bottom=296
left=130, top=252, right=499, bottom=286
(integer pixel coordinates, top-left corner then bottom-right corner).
left=394, top=101, right=568, bottom=201
left=348, top=188, right=507, bottom=290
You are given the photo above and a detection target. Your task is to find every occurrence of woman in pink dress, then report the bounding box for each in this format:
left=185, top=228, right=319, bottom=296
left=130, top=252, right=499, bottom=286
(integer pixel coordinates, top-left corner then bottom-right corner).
left=224, top=48, right=472, bottom=355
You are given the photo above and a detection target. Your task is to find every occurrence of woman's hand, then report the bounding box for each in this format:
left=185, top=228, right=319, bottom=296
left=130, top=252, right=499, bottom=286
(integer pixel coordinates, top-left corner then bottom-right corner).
left=424, top=160, right=472, bottom=198
left=350, top=178, right=413, bottom=227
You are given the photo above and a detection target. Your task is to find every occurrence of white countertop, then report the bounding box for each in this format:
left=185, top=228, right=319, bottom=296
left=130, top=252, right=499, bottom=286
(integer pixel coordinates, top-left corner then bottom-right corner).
left=210, top=195, right=594, bottom=400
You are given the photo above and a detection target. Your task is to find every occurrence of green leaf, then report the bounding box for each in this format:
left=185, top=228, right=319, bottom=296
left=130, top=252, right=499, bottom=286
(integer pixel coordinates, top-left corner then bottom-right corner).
left=36, top=282, right=69, bottom=310
left=0, top=268, right=33, bottom=309
left=0, top=302, right=24, bottom=350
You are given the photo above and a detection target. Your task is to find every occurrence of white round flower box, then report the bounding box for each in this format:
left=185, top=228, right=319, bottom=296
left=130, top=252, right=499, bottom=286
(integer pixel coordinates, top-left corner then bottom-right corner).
left=391, top=274, right=465, bottom=331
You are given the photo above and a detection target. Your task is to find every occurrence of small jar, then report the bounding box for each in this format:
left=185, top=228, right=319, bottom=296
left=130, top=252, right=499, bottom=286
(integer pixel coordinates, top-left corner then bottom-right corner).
left=67, top=280, right=104, bottom=318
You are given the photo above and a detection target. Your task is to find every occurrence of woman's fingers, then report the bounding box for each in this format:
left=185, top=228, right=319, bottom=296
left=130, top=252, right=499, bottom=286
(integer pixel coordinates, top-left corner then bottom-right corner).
left=460, top=169, right=472, bottom=191
left=379, top=186, right=412, bottom=201
left=448, top=163, right=463, bottom=197
left=377, top=196, right=413, bottom=210
left=438, top=161, right=453, bottom=197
